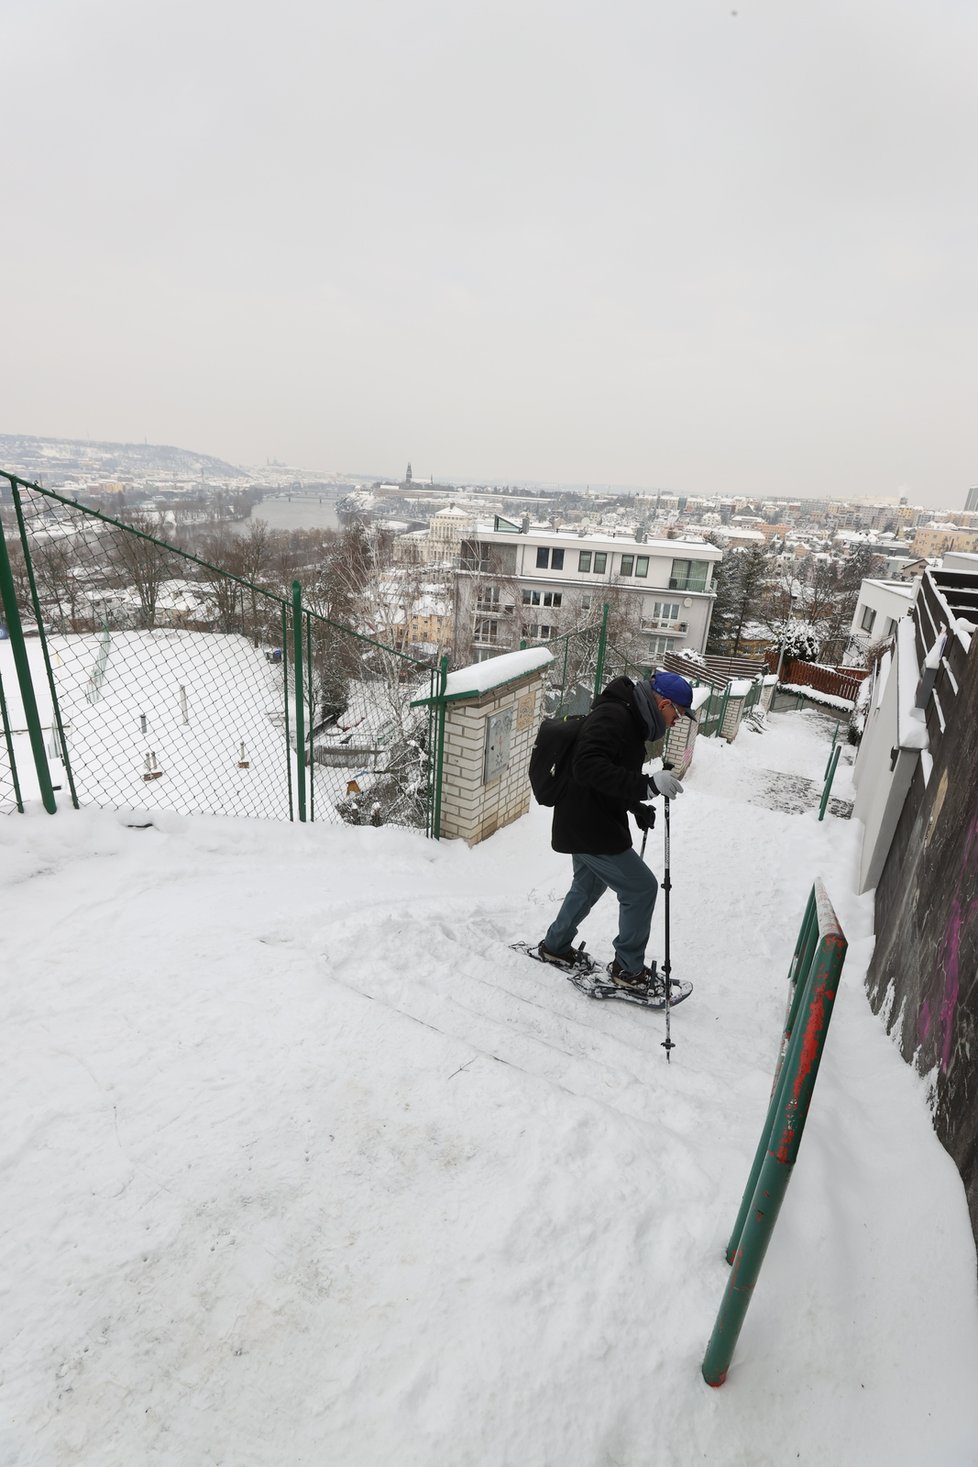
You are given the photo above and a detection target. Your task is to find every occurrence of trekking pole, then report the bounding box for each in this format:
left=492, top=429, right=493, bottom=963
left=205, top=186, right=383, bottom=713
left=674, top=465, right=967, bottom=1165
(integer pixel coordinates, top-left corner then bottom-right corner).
left=661, top=763, right=675, bottom=1061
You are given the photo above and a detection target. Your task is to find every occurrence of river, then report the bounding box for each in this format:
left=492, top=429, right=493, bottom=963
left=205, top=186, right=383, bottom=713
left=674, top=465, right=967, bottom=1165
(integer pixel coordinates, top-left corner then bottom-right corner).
left=232, top=496, right=342, bottom=535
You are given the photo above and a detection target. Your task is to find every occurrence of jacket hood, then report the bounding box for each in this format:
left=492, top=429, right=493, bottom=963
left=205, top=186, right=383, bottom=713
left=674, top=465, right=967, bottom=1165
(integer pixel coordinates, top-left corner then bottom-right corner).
left=591, top=676, right=639, bottom=712
left=592, top=676, right=666, bottom=744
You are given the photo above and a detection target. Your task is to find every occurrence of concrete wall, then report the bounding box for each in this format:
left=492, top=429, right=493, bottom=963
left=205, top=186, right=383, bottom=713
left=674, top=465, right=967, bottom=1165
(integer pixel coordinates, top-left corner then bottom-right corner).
left=438, top=669, right=546, bottom=844
left=865, top=630, right=978, bottom=1265
left=852, top=632, right=918, bottom=894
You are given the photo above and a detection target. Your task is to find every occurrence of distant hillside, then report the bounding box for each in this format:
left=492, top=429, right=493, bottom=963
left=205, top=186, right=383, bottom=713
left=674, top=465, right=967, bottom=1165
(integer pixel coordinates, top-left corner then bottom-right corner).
left=0, top=433, right=251, bottom=484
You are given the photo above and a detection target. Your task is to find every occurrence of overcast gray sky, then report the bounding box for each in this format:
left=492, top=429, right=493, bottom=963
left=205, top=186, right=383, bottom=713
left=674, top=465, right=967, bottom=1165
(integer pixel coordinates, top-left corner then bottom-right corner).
left=3, top=0, right=976, bottom=506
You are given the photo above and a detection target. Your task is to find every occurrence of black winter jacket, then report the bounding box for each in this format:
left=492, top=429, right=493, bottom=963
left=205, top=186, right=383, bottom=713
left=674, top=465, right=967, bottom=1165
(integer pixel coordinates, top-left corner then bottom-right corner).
left=550, top=677, right=663, bottom=855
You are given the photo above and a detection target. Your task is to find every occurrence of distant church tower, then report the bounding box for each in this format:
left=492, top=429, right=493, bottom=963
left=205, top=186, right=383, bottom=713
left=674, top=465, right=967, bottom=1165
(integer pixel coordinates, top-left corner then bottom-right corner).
left=405, top=462, right=413, bottom=485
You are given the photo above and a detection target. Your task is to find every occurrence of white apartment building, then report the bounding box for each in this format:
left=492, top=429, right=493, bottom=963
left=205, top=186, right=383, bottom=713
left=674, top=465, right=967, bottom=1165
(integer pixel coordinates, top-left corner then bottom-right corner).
left=455, top=517, right=722, bottom=661
left=849, top=578, right=915, bottom=653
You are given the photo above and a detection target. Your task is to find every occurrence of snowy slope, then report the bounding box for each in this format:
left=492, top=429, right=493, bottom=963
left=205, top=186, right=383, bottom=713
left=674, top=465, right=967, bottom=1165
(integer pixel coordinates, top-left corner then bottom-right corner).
left=2, top=708, right=977, bottom=1467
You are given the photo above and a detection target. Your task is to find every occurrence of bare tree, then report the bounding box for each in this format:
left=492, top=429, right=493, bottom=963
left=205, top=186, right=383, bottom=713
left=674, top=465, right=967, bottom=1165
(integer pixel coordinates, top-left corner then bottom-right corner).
left=31, top=538, right=86, bottom=631
left=111, top=513, right=182, bottom=629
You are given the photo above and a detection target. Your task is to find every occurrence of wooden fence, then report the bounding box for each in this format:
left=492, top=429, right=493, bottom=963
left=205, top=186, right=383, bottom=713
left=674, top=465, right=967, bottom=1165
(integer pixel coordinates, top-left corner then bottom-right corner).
left=766, top=656, right=868, bottom=704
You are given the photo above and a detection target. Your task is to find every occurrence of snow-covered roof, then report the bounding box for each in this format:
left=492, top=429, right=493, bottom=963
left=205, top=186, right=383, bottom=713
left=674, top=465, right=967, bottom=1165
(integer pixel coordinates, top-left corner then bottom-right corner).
left=413, top=646, right=553, bottom=704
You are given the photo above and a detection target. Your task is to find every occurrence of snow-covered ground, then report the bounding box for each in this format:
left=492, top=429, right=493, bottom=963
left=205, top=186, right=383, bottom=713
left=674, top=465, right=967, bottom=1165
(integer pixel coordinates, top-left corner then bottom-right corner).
left=3, top=707, right=977, bottom=1466
left=0, top=632, right=291, bottom=820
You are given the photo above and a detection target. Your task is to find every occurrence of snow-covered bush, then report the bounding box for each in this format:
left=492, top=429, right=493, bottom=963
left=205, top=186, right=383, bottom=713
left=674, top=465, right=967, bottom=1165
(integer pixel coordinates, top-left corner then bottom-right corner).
left=776, top=619, right=821, bottom=662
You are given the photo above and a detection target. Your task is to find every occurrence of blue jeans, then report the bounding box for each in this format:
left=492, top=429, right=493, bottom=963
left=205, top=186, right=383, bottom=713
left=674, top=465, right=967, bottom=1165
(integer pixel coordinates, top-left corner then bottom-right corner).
left=544, top=850, right=658, bottom=976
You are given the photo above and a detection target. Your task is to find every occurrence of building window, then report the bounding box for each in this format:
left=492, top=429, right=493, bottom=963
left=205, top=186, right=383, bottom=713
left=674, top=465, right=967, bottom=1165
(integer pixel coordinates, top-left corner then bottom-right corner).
left=535, top=547, right=565, bottom=571
left=474, top=617, right=500, bottom=644
left=655, top=600, right=681, bottom=622
left=668, top=558, right=709, bottom=592
left=521, top=590, right=562, bottom=608
left=551, top=549, right=564, bottom=570
left=645, top=636, right=673, bottom=658
left=620, top=555, right=634, bottom=576
left=580, top=594, right=592, bottom=612
left=475, top=586, right=500, bottom=613
left=860, top=605, right=876, bottom=633
left=635, top=556, right=649, bottom=578
left=578, top=551, right=592, bottom=572
left=525, top=623, right=556, bottom=641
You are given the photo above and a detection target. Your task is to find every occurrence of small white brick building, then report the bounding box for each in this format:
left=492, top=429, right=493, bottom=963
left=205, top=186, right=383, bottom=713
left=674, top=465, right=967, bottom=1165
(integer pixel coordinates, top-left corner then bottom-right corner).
left=417, top=646, right=553, bottom=844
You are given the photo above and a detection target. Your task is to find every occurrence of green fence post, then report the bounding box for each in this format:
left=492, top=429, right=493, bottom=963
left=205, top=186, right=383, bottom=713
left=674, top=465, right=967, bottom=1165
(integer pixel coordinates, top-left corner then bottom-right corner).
left=593, top=603, right=609, bottom=699
left=0, top=669, right=24, bottom=811
left=292, top=581, right=306, bottom=822
left=824, top=721, right=841, bottom=778
left=305, top=610, right=315, bottom=822
left=818, top=743, right=841, bottom=821
left=281, top=604, right=294, bottom=821
left=431, top=654, right=449, bottom=840
left=0, top=517, right=57, bottom=812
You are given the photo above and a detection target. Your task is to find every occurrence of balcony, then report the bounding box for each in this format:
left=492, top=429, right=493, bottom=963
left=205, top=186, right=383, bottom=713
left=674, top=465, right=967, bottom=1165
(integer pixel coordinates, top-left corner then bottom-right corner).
left=641, top=619, right=688, bottom=634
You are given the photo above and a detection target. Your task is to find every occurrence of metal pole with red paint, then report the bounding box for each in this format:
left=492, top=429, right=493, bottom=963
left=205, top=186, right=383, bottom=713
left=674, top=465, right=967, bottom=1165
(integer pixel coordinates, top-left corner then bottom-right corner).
left=702, top=881, right=847, bottom=1387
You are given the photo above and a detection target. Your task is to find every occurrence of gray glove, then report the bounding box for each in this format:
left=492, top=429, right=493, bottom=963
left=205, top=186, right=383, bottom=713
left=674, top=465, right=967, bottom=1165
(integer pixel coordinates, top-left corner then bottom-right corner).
left=651, top=769, right=684, bottom=799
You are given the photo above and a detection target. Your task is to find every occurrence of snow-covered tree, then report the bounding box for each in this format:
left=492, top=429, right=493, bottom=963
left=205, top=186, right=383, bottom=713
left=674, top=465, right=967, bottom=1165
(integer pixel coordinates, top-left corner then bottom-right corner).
left=776, top=619, right=821, bottom=663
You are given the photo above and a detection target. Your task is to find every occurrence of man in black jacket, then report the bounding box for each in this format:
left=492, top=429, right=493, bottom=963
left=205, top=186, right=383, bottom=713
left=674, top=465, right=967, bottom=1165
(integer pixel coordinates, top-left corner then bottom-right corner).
left=539, top=670, right=695, bottom=991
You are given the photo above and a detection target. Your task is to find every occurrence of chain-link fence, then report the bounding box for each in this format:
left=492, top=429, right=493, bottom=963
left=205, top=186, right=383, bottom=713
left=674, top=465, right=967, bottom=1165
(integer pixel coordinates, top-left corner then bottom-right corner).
left=0, top=473, right=438, bottom=830
left=530, top=619, right=651, bottom=716
left=300, top=606, right=439, bottom=832
left=536, top=625, right=605, bottom=714
left=0, top=660, right=24, bottom=814
left=596, top=638, right=650, bottom=691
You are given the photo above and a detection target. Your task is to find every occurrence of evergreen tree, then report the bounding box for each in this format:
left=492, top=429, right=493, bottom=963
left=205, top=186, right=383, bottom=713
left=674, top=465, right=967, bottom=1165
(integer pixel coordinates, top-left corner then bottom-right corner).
left=708, top=545, right=771, bottom=656
left=705, top=552, right=741, bottom=655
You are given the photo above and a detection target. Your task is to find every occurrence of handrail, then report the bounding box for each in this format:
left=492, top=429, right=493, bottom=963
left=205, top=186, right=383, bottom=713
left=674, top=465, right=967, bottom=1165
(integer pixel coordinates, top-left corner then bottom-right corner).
left=702, top=880, right=847, bottom=1386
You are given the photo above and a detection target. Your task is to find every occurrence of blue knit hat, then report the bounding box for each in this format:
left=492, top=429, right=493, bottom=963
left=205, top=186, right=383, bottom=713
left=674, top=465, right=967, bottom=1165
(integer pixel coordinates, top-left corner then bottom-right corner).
left=649, top=670, right=696, bottom=720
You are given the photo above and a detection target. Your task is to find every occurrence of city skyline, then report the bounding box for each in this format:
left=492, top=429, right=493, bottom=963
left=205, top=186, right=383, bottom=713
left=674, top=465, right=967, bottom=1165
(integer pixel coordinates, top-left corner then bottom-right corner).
left=2, top=429, right=977, bottom=516
left=3, top=1, right=977, bottom=511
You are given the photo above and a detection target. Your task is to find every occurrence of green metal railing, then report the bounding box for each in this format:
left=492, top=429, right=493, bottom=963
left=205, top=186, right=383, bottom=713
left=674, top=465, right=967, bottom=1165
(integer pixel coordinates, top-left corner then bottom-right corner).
left=693, top=682, right=730, bottom=739
left=818, top=742, right=842, bottom=821
left=1, top=471, right=438, bottom=831
left=702, top=881, right=847, bottom=1386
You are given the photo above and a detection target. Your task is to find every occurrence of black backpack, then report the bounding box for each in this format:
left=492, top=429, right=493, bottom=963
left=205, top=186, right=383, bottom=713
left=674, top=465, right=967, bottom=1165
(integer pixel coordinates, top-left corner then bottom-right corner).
left=528, top=714, right=587, bottom=806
